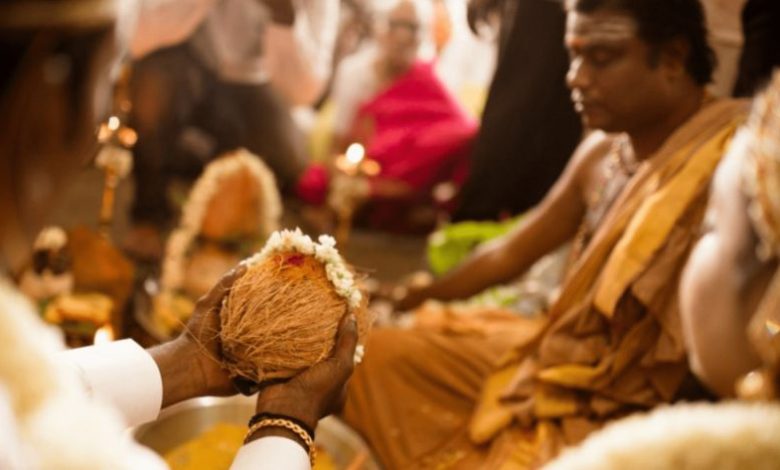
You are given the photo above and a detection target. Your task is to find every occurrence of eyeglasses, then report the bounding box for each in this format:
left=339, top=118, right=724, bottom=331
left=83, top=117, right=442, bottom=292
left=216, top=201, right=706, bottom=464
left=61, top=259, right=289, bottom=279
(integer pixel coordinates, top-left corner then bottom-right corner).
left=385, top=18, right=420, bottom=34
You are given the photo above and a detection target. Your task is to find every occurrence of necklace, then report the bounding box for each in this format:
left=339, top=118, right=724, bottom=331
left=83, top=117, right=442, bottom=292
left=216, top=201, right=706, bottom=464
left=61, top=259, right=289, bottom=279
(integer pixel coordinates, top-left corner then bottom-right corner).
left=573, top=135, right=638, bottom=264
left=606, top=134, right=639, bottom=179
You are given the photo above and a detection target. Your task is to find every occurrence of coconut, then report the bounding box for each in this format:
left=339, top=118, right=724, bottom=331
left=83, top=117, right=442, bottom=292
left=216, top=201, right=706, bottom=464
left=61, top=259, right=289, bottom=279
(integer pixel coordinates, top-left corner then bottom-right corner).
left=219, top=229, right=371, bottom=383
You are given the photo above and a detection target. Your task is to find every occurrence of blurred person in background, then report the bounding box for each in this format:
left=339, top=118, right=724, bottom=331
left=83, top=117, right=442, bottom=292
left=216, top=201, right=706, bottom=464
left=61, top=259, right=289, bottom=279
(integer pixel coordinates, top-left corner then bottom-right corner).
left=125, top=0, right=340, bottom=260
left=699, top=0, right=748, bottom=97
left=433, top=0, right=497, bottom=115
left=681, top=71, right=780, bottom=399
left=297, top=0, right=478, bottom=231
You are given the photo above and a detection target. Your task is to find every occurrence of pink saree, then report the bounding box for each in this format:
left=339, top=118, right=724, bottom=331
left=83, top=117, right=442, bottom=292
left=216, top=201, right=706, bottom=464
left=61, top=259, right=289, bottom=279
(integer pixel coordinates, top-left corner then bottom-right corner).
left=298, top=61, right=477, bottom=228
left=352, top=61, right=477, bottom=193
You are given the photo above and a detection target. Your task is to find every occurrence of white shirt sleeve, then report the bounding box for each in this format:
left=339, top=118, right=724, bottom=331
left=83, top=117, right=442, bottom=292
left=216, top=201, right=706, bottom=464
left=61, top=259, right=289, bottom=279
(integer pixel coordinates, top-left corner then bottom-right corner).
left=329, top=46, right=378, bottom=137
left=265, top=0, right=340, bottom=105
left=61, top=340, right=312, bottom=469
left=232, top=436, right=311, bottom=470
left=0, top=386, right=27, bottom=469
left=60, top=339, right=163, bottom=427
left=701, top=0, right=749, bottom=97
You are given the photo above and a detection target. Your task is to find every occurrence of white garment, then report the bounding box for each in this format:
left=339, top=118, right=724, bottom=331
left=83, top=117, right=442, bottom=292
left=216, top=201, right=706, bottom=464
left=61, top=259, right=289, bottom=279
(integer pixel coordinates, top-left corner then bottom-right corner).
left=63, top=339, right=311, bottom=470
left=0, top=277, right=309, bottom=470
left=0, top=387, right=26, bottom=469
left=130, top=0, right=339, bottom=105
left=702, top=0, right=749, bottom=97
left=330, top=45, right=381, bottom=136
left=60, top=340, right=163, bottom=427
left=434, top=0, right=497, bottom=102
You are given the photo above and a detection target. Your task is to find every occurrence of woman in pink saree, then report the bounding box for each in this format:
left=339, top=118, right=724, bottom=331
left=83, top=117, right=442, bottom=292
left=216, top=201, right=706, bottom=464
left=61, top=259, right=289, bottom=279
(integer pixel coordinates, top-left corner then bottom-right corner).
left=297, top=0, right=478, bottom=231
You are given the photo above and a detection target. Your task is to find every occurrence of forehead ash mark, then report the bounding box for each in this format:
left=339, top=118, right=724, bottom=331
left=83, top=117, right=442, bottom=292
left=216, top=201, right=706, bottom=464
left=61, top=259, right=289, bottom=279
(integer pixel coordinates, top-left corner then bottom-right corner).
left=566, top=11, right=638, bottom=45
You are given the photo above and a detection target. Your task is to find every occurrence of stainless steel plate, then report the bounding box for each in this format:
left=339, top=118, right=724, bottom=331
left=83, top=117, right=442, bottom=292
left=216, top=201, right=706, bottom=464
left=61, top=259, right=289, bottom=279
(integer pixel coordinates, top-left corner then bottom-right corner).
left=133, top=395, right=381, bottom=469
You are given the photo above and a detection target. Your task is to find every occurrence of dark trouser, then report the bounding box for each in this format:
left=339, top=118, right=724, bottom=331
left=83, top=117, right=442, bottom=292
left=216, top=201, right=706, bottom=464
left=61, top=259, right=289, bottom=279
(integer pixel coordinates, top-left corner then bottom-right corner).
left=129, top=43, right=306, bottom=226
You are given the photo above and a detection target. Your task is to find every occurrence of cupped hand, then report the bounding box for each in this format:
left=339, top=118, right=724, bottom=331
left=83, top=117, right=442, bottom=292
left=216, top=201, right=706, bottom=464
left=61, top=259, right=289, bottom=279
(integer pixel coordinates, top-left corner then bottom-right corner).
left=252, top=312, right=358, bottom=432
left=151, top=264, right=247, bottom=408
left=182, top=263, right=248, bottom=396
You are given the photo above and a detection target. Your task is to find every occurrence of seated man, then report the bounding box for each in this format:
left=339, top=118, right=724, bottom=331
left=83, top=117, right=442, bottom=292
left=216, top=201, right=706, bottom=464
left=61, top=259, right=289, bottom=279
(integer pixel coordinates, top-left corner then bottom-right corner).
left=542, top=71, right=780, bottom=470
left=342, top=0, right=747, bottom=468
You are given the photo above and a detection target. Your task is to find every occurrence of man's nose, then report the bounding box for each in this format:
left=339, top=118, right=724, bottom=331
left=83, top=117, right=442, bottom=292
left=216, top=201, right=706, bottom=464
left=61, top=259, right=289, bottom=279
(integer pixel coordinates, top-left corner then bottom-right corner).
left=566, top=57, right=591, bottom=91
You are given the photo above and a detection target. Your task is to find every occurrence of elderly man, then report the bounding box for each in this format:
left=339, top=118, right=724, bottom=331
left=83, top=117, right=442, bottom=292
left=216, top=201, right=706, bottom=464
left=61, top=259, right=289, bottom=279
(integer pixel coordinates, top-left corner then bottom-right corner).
left=345, top=0, right=747, bottom=468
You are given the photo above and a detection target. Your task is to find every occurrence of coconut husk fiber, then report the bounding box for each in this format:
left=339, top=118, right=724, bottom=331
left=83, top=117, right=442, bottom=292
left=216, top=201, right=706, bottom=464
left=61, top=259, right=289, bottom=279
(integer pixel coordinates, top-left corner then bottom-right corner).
left=220, top=251, right=370, bottom=383
left=200, top=165, right=263, bottom=240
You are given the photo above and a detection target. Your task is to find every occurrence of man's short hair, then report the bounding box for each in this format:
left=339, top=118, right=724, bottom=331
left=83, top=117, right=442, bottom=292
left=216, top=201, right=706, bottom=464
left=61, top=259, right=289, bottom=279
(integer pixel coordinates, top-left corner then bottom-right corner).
left=566, top=0, right=715, bottom=85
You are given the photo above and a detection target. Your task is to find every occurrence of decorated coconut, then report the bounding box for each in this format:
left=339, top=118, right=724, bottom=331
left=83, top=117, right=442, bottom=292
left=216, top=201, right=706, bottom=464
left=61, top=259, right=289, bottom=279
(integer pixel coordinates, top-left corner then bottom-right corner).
left=219, top=229, right=371, bottom=384
left=153, top=149, right=282, bottom=336
left=18, top=226, right=133, bottom=346
left=19, top=226, right=74, bottom=302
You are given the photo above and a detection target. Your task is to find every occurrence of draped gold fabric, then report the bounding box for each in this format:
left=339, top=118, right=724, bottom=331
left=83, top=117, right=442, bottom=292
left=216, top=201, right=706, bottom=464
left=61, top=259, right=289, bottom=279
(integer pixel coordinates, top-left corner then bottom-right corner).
left=343, top=99, right=746, bottom=469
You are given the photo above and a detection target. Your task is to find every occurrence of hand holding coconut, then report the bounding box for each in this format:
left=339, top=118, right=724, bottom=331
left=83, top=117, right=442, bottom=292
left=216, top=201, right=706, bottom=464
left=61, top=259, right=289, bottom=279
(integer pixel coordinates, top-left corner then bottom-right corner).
left=249, top=312, right=358, bottom=444
left=149, top=228, right=370, bottom=428
left=149, top=264, right=249, bottom=407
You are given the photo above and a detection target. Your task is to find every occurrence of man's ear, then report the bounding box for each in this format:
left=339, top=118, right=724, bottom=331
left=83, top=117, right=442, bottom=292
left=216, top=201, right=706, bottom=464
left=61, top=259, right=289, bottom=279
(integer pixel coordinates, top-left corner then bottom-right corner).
left=660, top=37, right=690, bottom=79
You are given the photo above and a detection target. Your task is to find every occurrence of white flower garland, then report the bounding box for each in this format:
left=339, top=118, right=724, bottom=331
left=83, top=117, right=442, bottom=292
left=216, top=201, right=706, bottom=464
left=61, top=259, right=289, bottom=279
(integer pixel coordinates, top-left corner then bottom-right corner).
left=244, top=228, right=366, bottom=363
left=245, top=228, right=363, bottom=309
left=33, top=226, right=68, bottom=252
left=160, top=149, right=282, bottom=292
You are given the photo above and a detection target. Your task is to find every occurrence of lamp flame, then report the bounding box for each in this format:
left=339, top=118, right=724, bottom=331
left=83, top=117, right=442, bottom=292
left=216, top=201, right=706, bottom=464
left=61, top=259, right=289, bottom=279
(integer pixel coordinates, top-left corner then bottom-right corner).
left=107, top=116, right=120, bottom=132
left=345, top=143, right=365, bottom=165
left=93, top=325, right=115, bottom=345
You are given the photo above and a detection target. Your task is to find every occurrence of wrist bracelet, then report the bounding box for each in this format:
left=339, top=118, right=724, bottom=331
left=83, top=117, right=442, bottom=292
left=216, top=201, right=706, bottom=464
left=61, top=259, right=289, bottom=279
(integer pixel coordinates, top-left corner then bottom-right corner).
left=248, top=412, right=315, bottom=440
left=245, top=417, right=316, bottom=466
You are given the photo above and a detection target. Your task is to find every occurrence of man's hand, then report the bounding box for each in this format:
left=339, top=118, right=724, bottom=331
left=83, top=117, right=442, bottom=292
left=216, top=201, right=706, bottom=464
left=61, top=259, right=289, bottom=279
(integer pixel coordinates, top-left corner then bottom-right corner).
left=249, top=312, right=358, bottom=438
left=258, top=0, right=295, bottom=26
left=184, top=263, right=248, bottom=396
left=150, top=264, right=247, bottom=408
left=393, top=283, right=427, bottom=312
left=393, top=271, right=434, bottom=312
